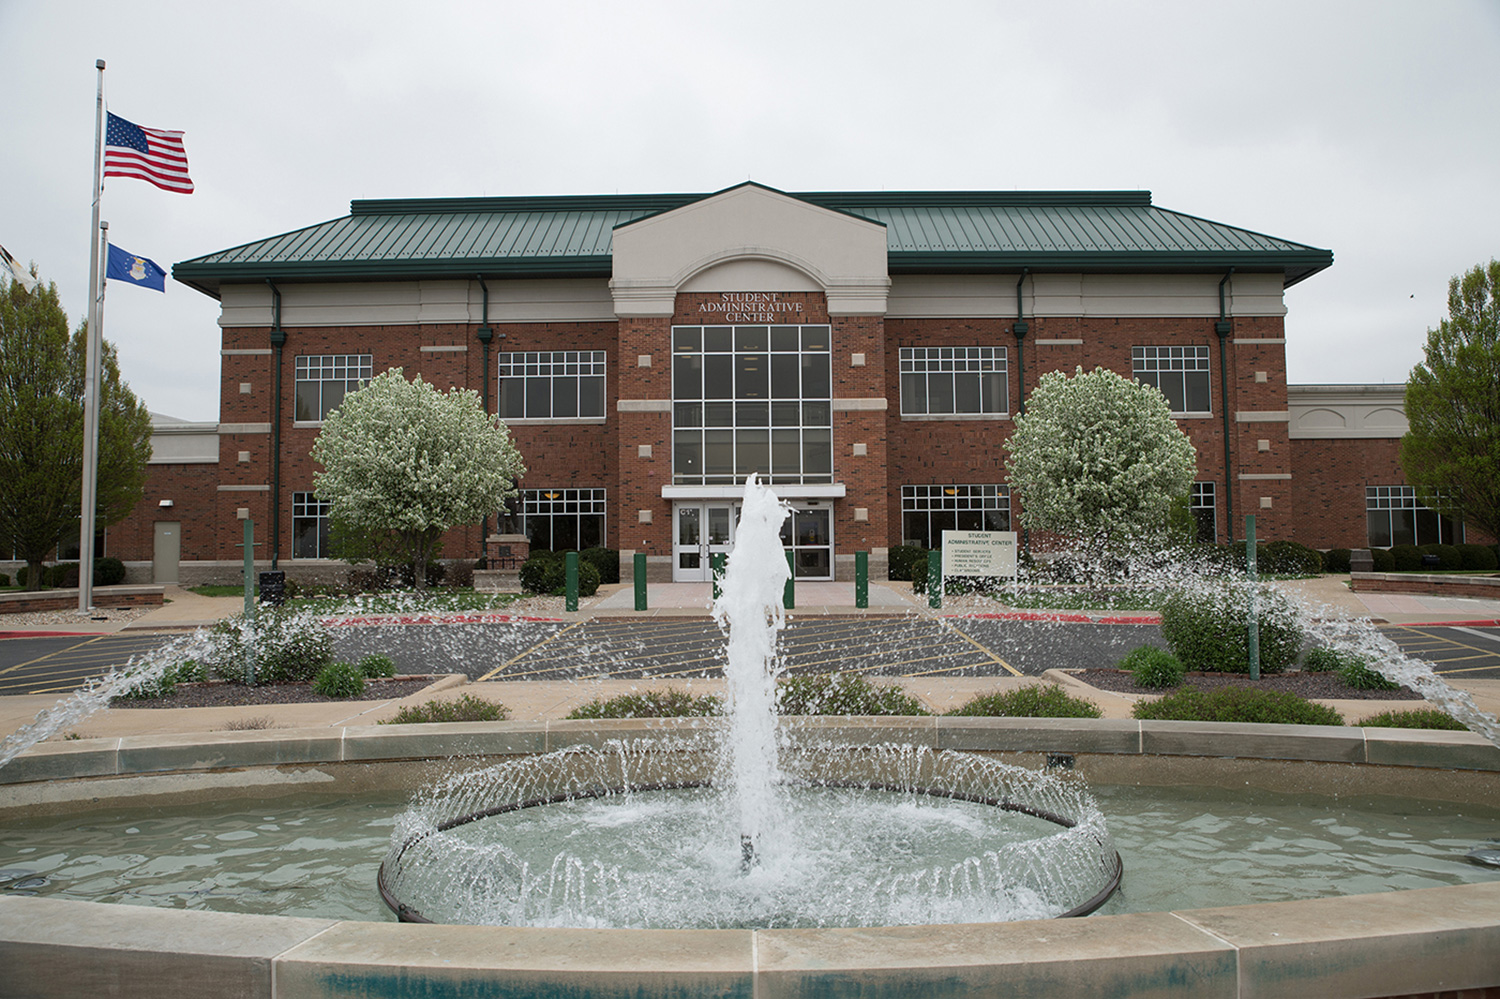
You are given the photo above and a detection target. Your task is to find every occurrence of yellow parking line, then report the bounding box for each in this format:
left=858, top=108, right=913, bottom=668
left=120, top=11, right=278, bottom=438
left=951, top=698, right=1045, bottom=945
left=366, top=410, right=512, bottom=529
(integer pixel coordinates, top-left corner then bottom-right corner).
left=0, top=635, right=111, bottom=677
left=475, top=621, right=583, bottom=681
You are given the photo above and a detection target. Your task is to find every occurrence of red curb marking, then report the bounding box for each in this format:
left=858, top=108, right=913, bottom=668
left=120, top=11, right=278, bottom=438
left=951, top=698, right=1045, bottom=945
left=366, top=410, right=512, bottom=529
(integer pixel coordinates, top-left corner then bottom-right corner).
left=944, top=612, right=1161, bottom=625
left=1386, top=619, right=1500, bottom=628
left=322, top=613, right=564, bottom=627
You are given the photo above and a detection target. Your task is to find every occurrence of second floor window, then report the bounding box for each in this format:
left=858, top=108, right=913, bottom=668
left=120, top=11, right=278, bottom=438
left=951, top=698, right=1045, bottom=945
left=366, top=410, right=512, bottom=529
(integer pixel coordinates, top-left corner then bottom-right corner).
left=497, top=351, right=606, bottom=420
left=1132, top=345, right=1210, bottom=414
left=295, top=354, right=372, bottom=422
left=899, top=346, right=1007, bottom=416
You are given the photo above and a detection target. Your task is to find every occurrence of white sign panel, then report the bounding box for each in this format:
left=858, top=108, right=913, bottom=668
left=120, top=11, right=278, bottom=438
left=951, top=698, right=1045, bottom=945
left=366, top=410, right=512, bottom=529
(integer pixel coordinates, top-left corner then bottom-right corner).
left=940, top=530, right=1018, bottom=579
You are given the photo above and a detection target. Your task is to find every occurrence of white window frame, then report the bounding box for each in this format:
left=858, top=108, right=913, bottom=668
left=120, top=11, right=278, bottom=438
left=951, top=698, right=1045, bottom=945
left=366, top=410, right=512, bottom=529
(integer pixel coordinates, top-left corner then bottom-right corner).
left=291, top=492, right=332, bottom=559
left=1190, top=481, right=1217, bottom=543
left=294, top=354, right=372, bottom=424
left=1132, top=345, right=1212, bottom=416
left=1365, top=485, right=1461, bottom=548
left=519, top=488, right=607, bottom=551
left=900, top=484, right=1012, bottom=549
left=899, top=346, right=1008, bottom=418
left=496, top=350, right=607, bottom=422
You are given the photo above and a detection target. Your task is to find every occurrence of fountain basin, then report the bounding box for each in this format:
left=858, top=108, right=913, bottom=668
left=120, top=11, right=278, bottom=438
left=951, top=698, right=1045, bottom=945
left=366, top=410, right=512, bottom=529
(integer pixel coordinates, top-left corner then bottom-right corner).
left=3, top=717, right=1499, bottom=999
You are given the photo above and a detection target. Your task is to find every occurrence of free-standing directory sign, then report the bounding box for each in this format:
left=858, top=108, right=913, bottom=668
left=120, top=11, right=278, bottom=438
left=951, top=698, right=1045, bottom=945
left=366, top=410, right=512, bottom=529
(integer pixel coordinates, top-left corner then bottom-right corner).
left=940, top=530, right=1018, bottom=587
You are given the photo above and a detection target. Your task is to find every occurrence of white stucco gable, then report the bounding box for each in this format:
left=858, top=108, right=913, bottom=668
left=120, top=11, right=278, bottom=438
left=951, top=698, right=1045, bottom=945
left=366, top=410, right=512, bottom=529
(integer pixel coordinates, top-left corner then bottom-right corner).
left=610, top=183, right=890, bottom=317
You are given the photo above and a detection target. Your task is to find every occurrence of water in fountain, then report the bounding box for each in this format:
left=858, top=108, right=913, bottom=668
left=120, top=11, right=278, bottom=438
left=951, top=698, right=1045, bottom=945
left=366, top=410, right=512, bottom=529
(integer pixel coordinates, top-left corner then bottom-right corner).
left=377, top=476, right=1122, bottom=927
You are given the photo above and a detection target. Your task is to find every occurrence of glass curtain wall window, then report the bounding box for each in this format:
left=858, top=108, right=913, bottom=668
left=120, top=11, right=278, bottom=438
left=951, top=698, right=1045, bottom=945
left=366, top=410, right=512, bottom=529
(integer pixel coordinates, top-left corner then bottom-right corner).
left=1132, top=346, right=1211, bottom=414
left=497, top=351, right=606, bottom=420
left=1190, top=481, right=1217, bottom=543
left=900, top=485, right=1012, bottom=549
left=1366, top=486, right=1461, bottom=547
left=899, top=347, right=1007, bottom=415
left=294, top=355, right=373, bottom=422
left=521, top=488, right=606, bottom=551
left=291, top=493, right=332, bottom=558
left=672, top=325, right=832, bottom=485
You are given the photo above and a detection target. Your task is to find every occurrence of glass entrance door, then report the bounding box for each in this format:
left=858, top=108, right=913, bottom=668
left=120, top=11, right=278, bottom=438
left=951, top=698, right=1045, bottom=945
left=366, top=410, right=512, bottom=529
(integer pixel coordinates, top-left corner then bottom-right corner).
left=673, top=503, right=738, bottom=581
left=781, top=507, right=833, bottom=579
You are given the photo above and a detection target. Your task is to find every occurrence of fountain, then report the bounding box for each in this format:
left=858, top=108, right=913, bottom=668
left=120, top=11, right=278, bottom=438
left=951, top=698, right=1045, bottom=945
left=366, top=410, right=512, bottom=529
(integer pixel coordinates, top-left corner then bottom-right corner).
left=1, top=477, right=1499, bottom=995
left=376, top=477, right=1120, bottom=927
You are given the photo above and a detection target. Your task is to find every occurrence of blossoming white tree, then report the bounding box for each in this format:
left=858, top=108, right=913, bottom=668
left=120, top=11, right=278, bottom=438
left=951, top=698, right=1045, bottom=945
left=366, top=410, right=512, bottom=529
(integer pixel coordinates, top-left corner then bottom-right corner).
left=311, top=369, right=526, bottom=590
left=1005, top=366, right=1197, bottom=553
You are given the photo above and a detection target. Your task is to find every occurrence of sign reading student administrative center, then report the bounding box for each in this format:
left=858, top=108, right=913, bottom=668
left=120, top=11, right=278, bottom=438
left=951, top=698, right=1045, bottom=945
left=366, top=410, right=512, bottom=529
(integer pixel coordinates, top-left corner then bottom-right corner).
left=941, top=530, right=1018, bottom=579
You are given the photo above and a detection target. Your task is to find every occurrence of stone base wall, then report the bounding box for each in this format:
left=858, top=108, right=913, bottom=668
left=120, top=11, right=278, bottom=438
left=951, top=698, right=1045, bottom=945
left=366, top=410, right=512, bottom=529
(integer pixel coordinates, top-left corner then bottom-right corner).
left=0, top=586, right=166, bottom=615
left=1350, top=572, right=1500, bottom=600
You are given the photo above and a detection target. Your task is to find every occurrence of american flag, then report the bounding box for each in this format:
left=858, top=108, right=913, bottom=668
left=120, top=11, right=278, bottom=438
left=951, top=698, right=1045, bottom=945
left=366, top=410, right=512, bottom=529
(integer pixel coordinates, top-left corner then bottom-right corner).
left=103, top=112, right=194, bottom=194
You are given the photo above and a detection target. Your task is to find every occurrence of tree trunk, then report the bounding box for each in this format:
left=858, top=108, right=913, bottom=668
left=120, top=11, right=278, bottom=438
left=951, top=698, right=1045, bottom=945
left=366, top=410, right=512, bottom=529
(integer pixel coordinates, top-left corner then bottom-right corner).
left=24, top=559, right=45, bottom=591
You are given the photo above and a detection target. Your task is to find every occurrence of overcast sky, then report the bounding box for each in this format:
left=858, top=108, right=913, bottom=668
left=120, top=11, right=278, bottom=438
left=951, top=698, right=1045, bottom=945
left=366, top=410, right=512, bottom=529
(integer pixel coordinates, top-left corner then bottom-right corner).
left=4, top=0, right=1498, bottom=422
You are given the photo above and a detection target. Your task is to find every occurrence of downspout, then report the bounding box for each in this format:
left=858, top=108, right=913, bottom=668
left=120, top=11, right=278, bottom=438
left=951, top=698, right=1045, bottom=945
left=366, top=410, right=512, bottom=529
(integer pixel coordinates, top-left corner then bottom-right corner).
left=1013, top=269, right=1030, bottom=558
left=268, top=279, right=286, bottom=568
left=475, top=276, right=495, bottom=551
left=1012, top=269, right=1029, bottom=415
left=1215, top=269, right=1235, bottom=543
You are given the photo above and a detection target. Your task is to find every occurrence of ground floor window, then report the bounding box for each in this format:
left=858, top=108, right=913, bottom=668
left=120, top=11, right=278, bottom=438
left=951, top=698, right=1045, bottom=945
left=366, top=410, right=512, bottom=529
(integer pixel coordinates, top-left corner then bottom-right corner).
left=521, top=488, right=606, bottom=551
left=901, top=484, right=1011, bottom=549
left=292, top=493, right=331, bottom=558
left=1191, top=482, right=1217, bottom=543
left=1366, top=485, right=1460, bottom=547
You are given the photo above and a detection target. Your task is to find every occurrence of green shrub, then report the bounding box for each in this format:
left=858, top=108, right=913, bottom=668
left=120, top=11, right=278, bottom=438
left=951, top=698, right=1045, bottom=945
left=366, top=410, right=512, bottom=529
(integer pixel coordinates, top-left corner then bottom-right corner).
left=1132, top=686, right=1344, bottom=726
left=888, top=546, right=930, bottom=582
left=1389, top=544, right=1424, bottom=572
left=579, top=547, right=621, bottom=585
left=776, top=673, right=929, bottom=715
left=1458, top=544, right=1500, bottom=571
left=114, top=658, right=207, bottom=700
left=1370, top=548, right=1396, bottom=572
left=519, top=551, right=601, bottom=596
left=1321, top=548, right=1352, bottom=574
left=1301, top=647, right=1344, bottom=673
left=946, top=684, right=1102, bottom=718
left=1338, top=656, right=1400, bottom=691
left=313, top=661, right=366, bottom=698
left=1359, top=708, right=1468, bottom=731
left=567, top=689, right=723, bottom=719
left=1158, top=584, right=1304, bottom=674
left=203, top=610, right=335, bottom=685
left=358, top=653, right=397, bottom=678
left=382, top=693, right=508, bottom=724
left=1424, top=544, right=1465, bottom=571
left=1258, top=540, right=1322, bottom=576
left=94, top=557, right=127, bottom=586
left=1118, top=645, right=1185, bottom=689
left=0, top=573, right=8, bottom=587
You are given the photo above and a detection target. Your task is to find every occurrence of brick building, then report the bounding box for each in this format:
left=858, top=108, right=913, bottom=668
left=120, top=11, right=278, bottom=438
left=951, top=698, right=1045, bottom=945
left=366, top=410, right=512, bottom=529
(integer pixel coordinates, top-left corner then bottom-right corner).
left=76, top=183, right=1473, bottom=584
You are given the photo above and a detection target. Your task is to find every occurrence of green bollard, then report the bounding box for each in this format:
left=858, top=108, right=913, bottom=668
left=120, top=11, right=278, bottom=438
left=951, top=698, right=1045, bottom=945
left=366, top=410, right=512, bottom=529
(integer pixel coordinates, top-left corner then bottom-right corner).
left=855, top=551, right=869, bottom=608
left=784, top=551, right=795, bottom=610
left=928, top=550, right=942, bottom=609
left=633, top=552, right=647, bottom=611
left=1246, top=514, right=1260, bottom=680
left=565, top=551, right=579, bottom=613
left=711, top=552, right=727, bottom=601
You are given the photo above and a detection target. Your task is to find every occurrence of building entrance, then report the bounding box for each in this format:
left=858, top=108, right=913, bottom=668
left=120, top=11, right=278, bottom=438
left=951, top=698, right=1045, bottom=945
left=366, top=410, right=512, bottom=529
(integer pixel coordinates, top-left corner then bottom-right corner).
left=672, top=503, right=738, bottom=582
left=671, top=501, right=834, bottom=582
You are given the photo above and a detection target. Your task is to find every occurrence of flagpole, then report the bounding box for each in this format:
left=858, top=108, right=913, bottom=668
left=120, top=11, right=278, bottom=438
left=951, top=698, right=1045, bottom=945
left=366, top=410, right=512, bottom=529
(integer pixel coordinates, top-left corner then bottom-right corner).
left=79, top=58, right=106, bottom=613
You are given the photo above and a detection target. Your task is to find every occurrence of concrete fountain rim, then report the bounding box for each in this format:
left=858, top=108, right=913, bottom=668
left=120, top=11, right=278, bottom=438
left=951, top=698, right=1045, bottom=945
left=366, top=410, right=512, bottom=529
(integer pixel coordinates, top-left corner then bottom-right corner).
left=3, top=716, right=1499, bottom=999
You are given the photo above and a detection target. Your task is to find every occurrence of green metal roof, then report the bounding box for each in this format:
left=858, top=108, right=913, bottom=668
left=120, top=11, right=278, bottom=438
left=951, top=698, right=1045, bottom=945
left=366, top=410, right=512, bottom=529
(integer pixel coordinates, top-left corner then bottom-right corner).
left=173, top=185, right=1332, bottom=297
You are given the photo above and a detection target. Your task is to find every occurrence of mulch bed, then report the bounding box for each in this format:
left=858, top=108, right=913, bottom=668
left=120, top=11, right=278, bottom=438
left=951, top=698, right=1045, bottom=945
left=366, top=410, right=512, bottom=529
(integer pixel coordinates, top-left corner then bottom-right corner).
left=110, top=677, right=441, bottom=709
left=1070, top=668, right=1423, bottom=700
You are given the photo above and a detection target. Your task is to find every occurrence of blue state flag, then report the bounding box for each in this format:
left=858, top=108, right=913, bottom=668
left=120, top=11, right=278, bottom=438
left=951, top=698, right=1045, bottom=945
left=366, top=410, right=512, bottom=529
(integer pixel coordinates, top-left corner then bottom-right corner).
left=106, top=243, right=167, bottom=292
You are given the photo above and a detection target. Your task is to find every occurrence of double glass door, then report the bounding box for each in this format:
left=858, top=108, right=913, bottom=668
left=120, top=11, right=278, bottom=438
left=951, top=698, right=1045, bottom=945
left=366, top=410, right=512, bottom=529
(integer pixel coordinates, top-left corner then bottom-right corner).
left=672, top=502, right=833, bottom=582
left=673, top=503, right=737, bottom=581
